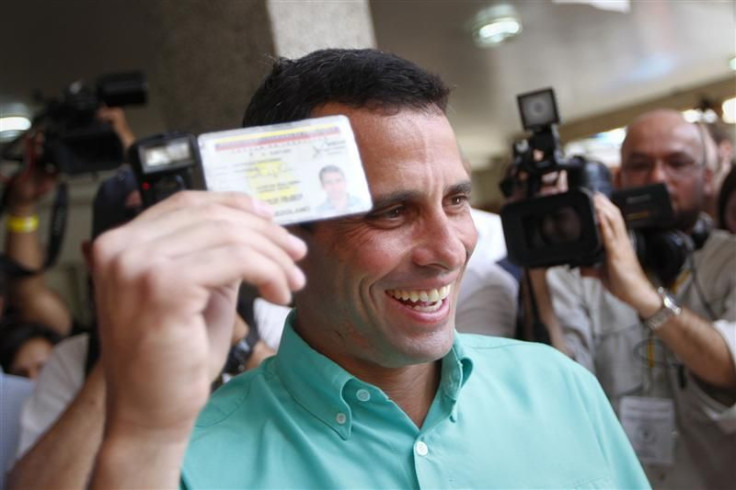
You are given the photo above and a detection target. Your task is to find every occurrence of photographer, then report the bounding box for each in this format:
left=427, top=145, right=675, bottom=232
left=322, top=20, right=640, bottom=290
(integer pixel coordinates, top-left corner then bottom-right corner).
left=547, top=109, right=736, bottom=488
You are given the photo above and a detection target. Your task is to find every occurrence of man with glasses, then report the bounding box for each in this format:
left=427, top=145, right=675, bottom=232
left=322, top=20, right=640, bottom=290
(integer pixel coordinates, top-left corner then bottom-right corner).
left=546, top=109, right=736, bottom=489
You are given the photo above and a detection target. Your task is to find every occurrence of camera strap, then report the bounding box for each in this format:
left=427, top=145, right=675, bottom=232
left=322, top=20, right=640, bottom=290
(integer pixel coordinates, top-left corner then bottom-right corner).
left=0, top=182, right=69, bottom=277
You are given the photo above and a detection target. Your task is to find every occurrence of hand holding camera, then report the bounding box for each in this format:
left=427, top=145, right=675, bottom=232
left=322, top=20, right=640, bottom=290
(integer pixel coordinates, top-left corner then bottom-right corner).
left=581, top=193, right=661, bottom=317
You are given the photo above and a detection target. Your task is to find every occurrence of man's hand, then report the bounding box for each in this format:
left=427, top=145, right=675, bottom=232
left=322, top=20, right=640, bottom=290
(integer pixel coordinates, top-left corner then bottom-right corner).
left=97, top=106, right=136, bottom=150
left=582, top=193, right=661, bottom=318
left=5, top=162, right=58, bottom=216
left=91, top=191, right=307, bottom=441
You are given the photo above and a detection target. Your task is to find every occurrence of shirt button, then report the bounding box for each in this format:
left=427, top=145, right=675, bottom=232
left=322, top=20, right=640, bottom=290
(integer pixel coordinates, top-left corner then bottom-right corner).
left=415, top=441, right=429, bottom=457
left=335, top=412, right=347, bottom=425
left=356, top=389, right=371, bottom=402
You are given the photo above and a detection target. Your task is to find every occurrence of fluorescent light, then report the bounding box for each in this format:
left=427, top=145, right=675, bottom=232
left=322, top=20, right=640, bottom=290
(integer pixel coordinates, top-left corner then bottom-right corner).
left=723, top=97, right=736, bottom=124
left=0, top=116, right=31, bottom=133
left=477, top=18, right=521, bottom=45
left=0, top=115, right=31, bottom=142
left=470, top=5, right=523, bottom=48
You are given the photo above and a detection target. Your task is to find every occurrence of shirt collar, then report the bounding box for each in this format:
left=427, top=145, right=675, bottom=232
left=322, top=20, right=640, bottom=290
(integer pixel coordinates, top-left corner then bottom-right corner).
left=274, top=311, right=474, bottom=438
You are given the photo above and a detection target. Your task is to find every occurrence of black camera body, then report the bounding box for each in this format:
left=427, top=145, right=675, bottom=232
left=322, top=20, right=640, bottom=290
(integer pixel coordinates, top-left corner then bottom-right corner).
left=40, top=72, right=147, bottom=174
left=613, top=183, right=707, bottom=286
left=500, top=88, right=701, bottom=283
left=128, top=132, right=200, bottom=208
left=500, top=88, right=611, bottom=268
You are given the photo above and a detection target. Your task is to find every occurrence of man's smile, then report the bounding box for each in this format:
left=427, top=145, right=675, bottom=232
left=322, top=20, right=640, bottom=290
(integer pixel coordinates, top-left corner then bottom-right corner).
left=386, top=284, right=452, bottom=312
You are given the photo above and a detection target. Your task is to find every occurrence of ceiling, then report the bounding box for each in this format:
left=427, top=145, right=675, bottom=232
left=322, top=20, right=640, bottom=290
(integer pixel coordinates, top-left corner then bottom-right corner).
left=370, top=0, right=736, bottom=167
left=1, top=0, right=735, bottom=170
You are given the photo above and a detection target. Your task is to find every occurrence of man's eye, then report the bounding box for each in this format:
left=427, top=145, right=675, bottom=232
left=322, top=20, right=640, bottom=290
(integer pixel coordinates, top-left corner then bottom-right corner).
left=449, top=195, right=469, bottom=206
left=368, top=206, right=405, bottom=220
left=628, top=161, right=651, bottom=172
left=667, top=158, right=693, bottom=169
left=382, top=206, right=405, bottom=219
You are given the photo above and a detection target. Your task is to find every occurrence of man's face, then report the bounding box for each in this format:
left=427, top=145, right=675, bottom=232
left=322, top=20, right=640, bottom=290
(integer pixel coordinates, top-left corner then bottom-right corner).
left=321, top=170, right=348, bottom=202
left=619, top=112, right=712, bottom=230
left=295, top=103, right=477, bottom=371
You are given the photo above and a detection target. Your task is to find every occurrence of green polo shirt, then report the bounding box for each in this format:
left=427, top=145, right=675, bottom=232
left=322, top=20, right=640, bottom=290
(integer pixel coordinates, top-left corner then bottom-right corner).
left=181, top=312, right=648, bottom=489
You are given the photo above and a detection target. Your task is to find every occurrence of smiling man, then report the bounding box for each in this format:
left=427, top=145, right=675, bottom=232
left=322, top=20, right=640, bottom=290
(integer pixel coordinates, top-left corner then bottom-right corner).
left=89, top=49, right=648, bottom=489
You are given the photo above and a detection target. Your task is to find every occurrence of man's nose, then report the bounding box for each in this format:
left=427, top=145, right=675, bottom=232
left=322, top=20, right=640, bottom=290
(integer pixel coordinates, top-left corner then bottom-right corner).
left=412, top=211, right=471, bottom=271
left=649, top=160, right=669, bottom=184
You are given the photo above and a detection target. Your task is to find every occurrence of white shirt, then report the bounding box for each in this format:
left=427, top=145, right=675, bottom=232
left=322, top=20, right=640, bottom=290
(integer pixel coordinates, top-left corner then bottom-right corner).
left=547, top=230, right=736, bottom=489
left=456, top=209, right=517, bottom=338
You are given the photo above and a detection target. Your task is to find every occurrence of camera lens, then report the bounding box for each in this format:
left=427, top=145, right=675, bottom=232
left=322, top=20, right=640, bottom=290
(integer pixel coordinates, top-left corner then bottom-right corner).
left=540, top=206, right=581, bottom=245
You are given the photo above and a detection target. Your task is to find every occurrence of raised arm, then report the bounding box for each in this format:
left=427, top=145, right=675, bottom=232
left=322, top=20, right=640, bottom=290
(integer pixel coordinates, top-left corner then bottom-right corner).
left=4, top=162, right=71, bottom=335
left=89, top=191, right=306, bottom=489
left=590, top=193, right=736, bottom=390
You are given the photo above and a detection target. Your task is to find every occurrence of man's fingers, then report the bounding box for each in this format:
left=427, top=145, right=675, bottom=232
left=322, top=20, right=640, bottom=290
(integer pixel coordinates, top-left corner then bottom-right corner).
left=93, top=192, right=303, bottom=266
left=171, top=245, right=303, bottom=305
left=137, top=191, right=274, bottom=222
left=594, top=193, right=627, bottom=238
left=125, top=208, right=306, bottom=261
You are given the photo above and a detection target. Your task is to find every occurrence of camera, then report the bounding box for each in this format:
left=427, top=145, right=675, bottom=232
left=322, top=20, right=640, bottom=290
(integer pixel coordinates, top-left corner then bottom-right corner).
left=1, top=72, right=147, bottom=175
left=500, top=88, right=700, bottom=283
left=33, top=72, right=147, bottom=175
left=128, top=132, right=200, bottom=208
left=500, top=88, right=612, bottom=268
left=613, top=183, right=706, bottom=286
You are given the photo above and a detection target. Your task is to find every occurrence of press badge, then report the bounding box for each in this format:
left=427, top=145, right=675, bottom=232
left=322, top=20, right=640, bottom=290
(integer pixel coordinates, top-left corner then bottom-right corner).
left=619, top=396, right=676, bottom=466
left=198, top=115, right=373, bottom=225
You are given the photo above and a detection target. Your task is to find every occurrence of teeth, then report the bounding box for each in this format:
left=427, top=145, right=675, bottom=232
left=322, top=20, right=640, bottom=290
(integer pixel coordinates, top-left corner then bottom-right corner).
left=387, top=285, right=452, bottom=305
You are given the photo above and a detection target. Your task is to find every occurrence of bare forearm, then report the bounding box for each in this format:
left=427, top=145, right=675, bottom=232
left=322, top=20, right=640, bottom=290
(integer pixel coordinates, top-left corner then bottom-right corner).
left=656, top=308, right=736, bottom=390
left=528, top=269, right=572, bottom=356
left=5, top=201, right=72, bottom=334
left=91, top=425, right=190, bottom=490
left=8, top=368, right=106, bottom=490
left=13, top=290, right=72, bottom=334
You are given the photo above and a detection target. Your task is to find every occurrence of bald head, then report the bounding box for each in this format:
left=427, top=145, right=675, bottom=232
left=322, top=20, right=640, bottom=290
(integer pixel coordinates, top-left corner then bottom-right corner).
left=622, top=109, right=716, bottom=171
left=619, top=109, right=714, bottom=231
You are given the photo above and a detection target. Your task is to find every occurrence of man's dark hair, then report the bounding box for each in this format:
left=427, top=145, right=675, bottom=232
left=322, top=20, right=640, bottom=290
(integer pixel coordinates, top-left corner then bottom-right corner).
left=243, top=48, right=450, bottom=127
left=0, top=321, right=62, bottom=373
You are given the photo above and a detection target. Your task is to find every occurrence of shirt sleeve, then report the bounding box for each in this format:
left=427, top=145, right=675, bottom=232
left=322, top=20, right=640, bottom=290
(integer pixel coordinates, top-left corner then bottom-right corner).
left=686, top=232, right=736, bottom=432
left=15, top=334, right=88, bottom=460
left=546, top=266, right=597, bottom=373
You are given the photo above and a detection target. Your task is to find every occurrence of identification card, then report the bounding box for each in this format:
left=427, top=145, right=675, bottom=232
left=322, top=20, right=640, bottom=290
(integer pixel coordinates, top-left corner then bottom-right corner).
left=619, top=396, right=676, bottom=466
left=198, top=115, right=372, bottom=225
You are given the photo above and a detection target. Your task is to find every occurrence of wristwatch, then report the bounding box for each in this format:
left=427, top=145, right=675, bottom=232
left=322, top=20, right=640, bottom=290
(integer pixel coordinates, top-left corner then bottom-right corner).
left=642, top=287, right=682, bottom=331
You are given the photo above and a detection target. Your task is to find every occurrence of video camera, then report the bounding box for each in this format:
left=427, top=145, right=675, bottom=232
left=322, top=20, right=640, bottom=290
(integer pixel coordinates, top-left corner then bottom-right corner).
left=500, top=88, right=699, bottom=284
left=1, top=72, right=147, bottom=175
left=127, top=132, right=200, bottom=208
left=36, top=72, right=147, bottom=174
left=500, top=88, right=612, bottom=268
